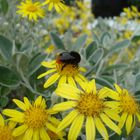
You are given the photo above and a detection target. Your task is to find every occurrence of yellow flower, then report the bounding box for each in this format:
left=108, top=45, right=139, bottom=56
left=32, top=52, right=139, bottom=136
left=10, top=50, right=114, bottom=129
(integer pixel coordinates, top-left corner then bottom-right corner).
left=0, top=114, right=16, bottom=140
left=46, top=45, right=55, bottom=54
left=43, top=0, right=67, bottom=13
left=3, top=96, right=60, bottom=140
left=104, top=84, right=140, bottom=135
left=52, top=80, right=121, bottom=140
left=120, top=17, right=128, bottom=25
left=37, top=56, right=87, bottom=89
left=55, top=18, right=70, bottom=34
left=131, top=6, right=138, bottom=13
left=123, top=30, right=133, bottom=39
left=123, top=8, right=133, bottom=19
left=16, top=0, right=45, bottom=21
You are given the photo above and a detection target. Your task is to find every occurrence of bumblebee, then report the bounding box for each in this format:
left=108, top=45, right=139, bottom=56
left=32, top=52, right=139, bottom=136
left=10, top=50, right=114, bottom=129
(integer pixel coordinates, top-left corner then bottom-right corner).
left=56, top=51, right=81, bottom=70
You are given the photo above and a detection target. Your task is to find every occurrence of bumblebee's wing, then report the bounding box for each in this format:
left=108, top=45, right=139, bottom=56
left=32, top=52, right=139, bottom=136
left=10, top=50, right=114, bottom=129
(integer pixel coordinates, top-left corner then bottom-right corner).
left=60, top=52, right=75, bottom=61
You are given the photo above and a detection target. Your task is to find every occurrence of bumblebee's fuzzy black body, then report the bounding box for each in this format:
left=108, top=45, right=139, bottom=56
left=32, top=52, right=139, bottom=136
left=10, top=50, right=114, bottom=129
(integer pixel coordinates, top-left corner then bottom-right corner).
left=57, top=51, right=81, bottom=70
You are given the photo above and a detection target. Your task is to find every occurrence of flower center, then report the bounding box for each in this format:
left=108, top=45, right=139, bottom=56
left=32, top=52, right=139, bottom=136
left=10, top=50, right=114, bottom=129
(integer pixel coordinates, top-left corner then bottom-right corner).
left=120, top=91, right=138, bottom=114
left=26, top=4, right=38, bottom=12
left=24, top=107, right=48, bottom=128
left=0, top=126, right=13, bottom=140
left=76, top=93, right=105, bottom=117
left=56, top=63, right=79, bottom=76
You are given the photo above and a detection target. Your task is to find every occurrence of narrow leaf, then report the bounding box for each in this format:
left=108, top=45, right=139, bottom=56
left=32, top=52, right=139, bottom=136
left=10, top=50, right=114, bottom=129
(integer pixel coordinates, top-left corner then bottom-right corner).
left=50, top=32, right=65, bottom=50
left=0, top=35, right=12, bottom=60
left=0, top=66, right=20, bottom=87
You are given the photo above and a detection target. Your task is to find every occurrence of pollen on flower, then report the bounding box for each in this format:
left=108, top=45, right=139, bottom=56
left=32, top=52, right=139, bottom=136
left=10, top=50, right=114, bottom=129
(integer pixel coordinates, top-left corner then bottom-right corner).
left=56, top=63, right=79, bottom=76
left=0, top=126, right=13, bottom=140
left=76, top=93, right=105, bottom=116
left=120, top=90, right=139, bottom=114
left=26, top=4, right=38, bottom=12
left=24, top=107, right=48, bottom=128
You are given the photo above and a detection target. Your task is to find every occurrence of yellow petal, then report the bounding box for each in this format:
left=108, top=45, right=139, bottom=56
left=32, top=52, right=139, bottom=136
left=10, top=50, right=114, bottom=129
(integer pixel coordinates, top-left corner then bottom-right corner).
left=101, top=87, right=120, bottom=100
left=3, top=109, right=24, bottom=122
left=40, top=98, right=46, bottom=109
left=42, top=1, right=49, bottom=5
left=76, top=81, right=87, bottom=91
left=48, top=3, right=53, bottom=11
left=94, top=117, right=108, bottom=140
left=86, top=116, right=95, bottom=140
left=54, top=4, right=61, bottom=13
left=46, top=122, right=57, bottom=133
left=58, top=75, right=67, bottom=87
left=48, top=117, right=60, bottom=126
left=57, top=110, right=78, bottom=132
left=98, top=88, right=109, bottom=98
left=40, top=128, right=50, bottom=140
left=77, top=74, right=87, bottom=82
left=122, top=89, right=129, bottom=95
left=136, top=113, right=140, bottom=122
left=0, top=114, right=4, bottom=126
left=100, top=113, right=121, bottom=135
left=8, top=121, right=17, bottom=129
left=104, top=109, right=120, bottom=122
left=67, top=76, right=76, bottom=87
left=79, top=67, right=86, bottom=72
left=119, top=112, right=128, bottom=128
left=9, top=118, right=24, bottom=123
left=56, top=84, right=81, bottom=95
left=105, top=101, right=120, bottom=109
left=82, top=80, right=96, bottom=94
left=68, top=114, right=84, bottom=140
left=114, top=84, right=122, bottom=93
left=23, top=97, right=31, bottom=110
left=55, top=86, right=80, bottom=100
left=44, top=73, right=60, bottom=88
left=126, top=114, right=133, bottom=135
left=33, top=130, right=39, bottom=140
left=13, top=99, right=26, bottom=111
left=23, top=128, right=33, bottom=140
left=41, top=61, right=56, bottom=68
left=74, top=75, right=86, bottom=87
left=13, top=125, right=28, bottom=136
left=131, top=117, right=136, bottom=132
left=47, top=109, right=58, bottom=115
left=52, top=101, right=76, bottom=111
left=37, top=69, right=56, bottom=79
left=89, top=79, right=96, bottom=94
left=59, top=3, right=66, bottom=11
left=34, top=96, right=42, bottom=107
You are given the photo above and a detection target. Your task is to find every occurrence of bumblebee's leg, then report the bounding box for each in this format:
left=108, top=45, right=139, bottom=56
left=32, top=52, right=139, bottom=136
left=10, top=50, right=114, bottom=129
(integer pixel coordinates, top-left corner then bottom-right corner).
left=61, top=63, right=67, bottom=71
